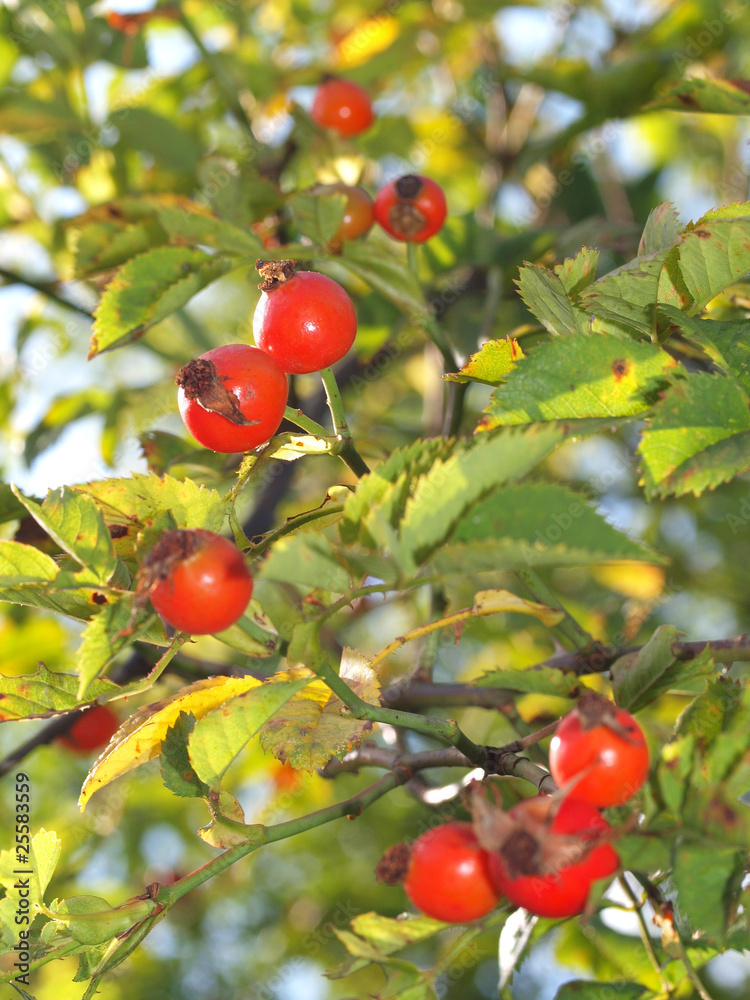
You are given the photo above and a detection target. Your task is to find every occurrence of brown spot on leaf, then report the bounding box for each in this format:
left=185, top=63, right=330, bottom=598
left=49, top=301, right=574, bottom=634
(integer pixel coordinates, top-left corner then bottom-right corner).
left=612, top=358, right=630, bottom=381
left=108, top=524, right=129, bottom=539
left=693, top=229, right=710, bottom=239
left=676, top=92, right=699, bottom=108
left=92, top=593, right=108, bottom=605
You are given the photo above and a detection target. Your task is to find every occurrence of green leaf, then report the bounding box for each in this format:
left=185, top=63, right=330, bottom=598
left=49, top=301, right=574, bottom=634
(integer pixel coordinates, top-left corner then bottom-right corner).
left=12, top=487, right=116, bottom=584
left=79, top=472, right=227, bottom=533
left=553, top=983, right=647, bottom=1000
left=444, top=337, right=525, bottom=385
left=674, top=216, right=750, bottom=313
left=75, top=599, right=154, bottom=699
left=611, top=627, right=717, bottom=712
left=516, top=262, right=588, bottom=335
left=554, top=247, right=599, bottom=297
left=188, top=674, right=313, bottom=788
left=0, top=92, right=81, bottom=138
left=155, top=203, right=262, bottom=256
left=579, top=249, right=674, bottom=339
left=0, top=664, right=119, bottom=721
left=288, top=189, right=347, bottom=246
left=449, top=482, right=659, bottom=565
left=639, top=202, right=682, bottom=255
left=340, top=438, right=452, bottom=549
left=339, top=241, right=429, bottom=321
left=659, top=306, right=750, bottom=393
left=89, top=247, right=235, bottom=357
left=475, top=665, right=580, bottom=697
left=0, top=540, right=59, bottom=586
left=482, top=333, right=678, bottom=427
left=672, top=841, right=744, bottom=940
left=0, top=482, right=30, bottom=525
left=0, top=827, right=61, bottom=913
left=347, top=912, right=447, bottom=953
left=638, top=374, right=750, bottom=499
left=160, top=712, right=208, bottom=799
left=648, top=77, right=750, bottom=114
left=259, top=534, right=353, bottom=594
left=212, top=605, right=280, bottom=658
left=69, top=197, right=169, bottom=278
left=110, top=106, right=201, bottom=173
left=677, top=676, right=742, bottom=744
left=398, top=426, right=597, bottom=568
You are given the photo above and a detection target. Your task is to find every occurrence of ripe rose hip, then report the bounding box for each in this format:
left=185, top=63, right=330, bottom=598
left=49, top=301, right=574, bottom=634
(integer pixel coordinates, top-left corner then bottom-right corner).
left=486, top=795, right=620, bottom=919
left=376, top=822, right=500, bottom=923
left=373, top=174, right=447, bottom=242
left=141, top=529, right=253, bottom=635
left=549, top=691, right=650, bottom=808
left=253, top=259, right=357, bottom=374
left=311, top=76, right=374, bottom=137
left=176, top=344, right=288, bottom=454
left=310, top=183, right=374, bottom=251
left=59, top=704, right=120, bottom=754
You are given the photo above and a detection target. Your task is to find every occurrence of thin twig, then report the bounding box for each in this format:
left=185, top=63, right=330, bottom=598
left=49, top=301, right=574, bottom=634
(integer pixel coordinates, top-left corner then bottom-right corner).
left=0, top=267, right=93, bottom=318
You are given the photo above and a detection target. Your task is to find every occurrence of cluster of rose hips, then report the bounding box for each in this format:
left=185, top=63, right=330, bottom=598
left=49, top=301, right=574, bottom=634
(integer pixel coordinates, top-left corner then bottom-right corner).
left=378, top=691, right=650, bottom=922
left=134, top=78, right=447, bottom=639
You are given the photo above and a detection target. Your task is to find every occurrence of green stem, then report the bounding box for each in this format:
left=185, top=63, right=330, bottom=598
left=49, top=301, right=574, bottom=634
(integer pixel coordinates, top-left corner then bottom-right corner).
left=319, top=366, right=370, bottom=477
left=0, top=267, right=93, bottom=318
left=617, top=876, right=671, bottom=994
left=406, top=240, right=420, bottom=279
left=308, top=638, right=485, bottom=761
left=158, top=773, right=401, bottom=907
left=177, top=10, right=256, bottom=141
left=513, top=568, right=593, bottom=651
left=283, top=405, right=329, bottom=437
left=251, top=503, right=345, bottom=556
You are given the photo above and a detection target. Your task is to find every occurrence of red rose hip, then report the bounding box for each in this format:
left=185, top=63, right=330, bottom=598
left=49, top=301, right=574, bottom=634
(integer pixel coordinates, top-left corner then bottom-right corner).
left=549, top=691, right=650, bottom=808
left=176, top=344, right=288, bottom=454
left=373, top=174, right=447, bottom=242
left=487, top=796, right=620, bottom=919
left=377, top=822, right=500, bottom=923
left=141, top=529, right=253, bottom=635
left=253, top=260, right=357, bottom=374
left=311, top=76, right=374, bottom=137
left=59, top=704, right=120, bottom=754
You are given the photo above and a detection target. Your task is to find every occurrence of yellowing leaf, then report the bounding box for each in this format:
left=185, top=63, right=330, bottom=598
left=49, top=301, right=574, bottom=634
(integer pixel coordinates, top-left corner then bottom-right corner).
left=472, top=589, right=565, bottom=627
left=79, top=674, right=263, bottom=810
left=259, top=653, right=380, bottom=772
left=336, top=16, right=399, bottom=68
left=591, top=561, right=665, bottom=599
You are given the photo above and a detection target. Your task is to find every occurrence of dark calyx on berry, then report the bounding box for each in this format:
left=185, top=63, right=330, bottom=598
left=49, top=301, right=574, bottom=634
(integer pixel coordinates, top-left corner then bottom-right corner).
left=255, top=258, right=297, bottom=291
left=175, top=359, right=257, bottom=426
left=395, top=174, right=424, bottom=199
left=375, top=842, right=412, bottom=885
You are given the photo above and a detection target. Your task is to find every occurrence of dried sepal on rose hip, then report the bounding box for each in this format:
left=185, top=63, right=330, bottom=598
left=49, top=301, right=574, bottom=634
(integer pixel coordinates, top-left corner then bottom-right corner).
left=469, top=783, right=620, bottom=920
left=376, top=822, right=500, bottom=923
left=548, top=690, right=650, bottom=808
left=252, top=259, right=357, bottom=374
left=137, top=528, right=253, bottom=635
left=176, top=344, right=288, bottom=454
left=373, top=174, right=447, bottom=242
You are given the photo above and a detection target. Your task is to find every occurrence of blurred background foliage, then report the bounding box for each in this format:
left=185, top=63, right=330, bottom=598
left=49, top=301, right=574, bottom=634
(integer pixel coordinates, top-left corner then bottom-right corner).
left=1, top=0, right=750, bottom=997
